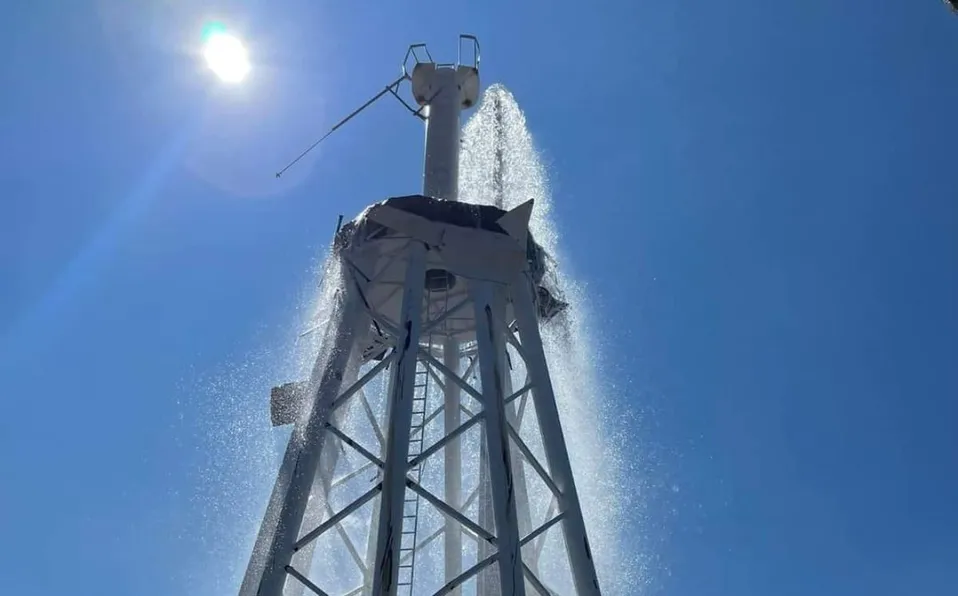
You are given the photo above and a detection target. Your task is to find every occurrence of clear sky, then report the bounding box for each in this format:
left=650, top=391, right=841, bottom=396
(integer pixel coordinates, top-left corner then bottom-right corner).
left=2, top=1, right=958, bottom=595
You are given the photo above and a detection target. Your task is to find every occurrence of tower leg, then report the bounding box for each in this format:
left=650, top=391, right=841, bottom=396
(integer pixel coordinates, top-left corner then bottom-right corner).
left=472, top=281, right=526, bottom=596
left=239, top=280, right=367, bottom=596
left=371, top=242, right=428, bottom=595
left=510, top=275, right=602, bottom=596
left=502, top=351, right=536, bottom=588
left=443, top=337, right=463, bottom=593
left=288, top=348, right=368, bottom=596
left=476, top=434, right=498, bottom=596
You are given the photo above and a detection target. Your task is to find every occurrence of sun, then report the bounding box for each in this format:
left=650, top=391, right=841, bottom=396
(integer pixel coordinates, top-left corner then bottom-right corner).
left=202, top=26, right=250, bottom=84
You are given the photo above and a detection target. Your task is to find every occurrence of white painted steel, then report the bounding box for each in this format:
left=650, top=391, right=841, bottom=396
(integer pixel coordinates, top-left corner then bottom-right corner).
left=239, top=287, right=367, bottom=596
left=476, top=425, right=498, bottom=596
left=412, top=62, right=477, bottom=201
left=443, top=338, right=463, bottom=592
left=371, top=242, right=427, bottom=596
left=510, top=274, right=602, bottom=596
left=472, top=281, right=525, bottom=596
left=239, top=37, right=605, bottom=596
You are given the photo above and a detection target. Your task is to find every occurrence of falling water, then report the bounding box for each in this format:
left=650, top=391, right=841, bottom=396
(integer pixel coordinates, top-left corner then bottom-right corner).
left=190, top=85, right=645, bottom=596
left=459, top=85, right=637, bottom=593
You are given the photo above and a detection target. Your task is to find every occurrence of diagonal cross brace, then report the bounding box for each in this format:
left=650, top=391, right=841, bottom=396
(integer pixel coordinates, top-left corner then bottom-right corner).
left=419, top=347, right=484, bottom=405
left=294, top=483, right=383, bottom=551
left=407, top=409, right=484, bottom=470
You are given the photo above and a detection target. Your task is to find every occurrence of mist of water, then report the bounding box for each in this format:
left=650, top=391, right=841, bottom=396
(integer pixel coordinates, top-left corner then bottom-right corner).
left=189, top=84, right=649, bottom=596
left=460, top=85, right=640, bottom=593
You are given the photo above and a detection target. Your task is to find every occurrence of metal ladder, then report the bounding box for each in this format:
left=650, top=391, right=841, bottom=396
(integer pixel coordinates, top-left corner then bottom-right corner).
left=397, top=360, right=430, bottom=594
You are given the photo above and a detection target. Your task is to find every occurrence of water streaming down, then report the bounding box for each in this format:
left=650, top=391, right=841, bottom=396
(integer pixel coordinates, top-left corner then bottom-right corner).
left=459, top=85, right=636, bottom=592
left=197, top=84, right=644, bottom=596
left=308, top=85, right=632, bottom=594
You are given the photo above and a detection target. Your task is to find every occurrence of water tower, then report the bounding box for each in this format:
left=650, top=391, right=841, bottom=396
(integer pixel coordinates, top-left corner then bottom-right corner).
left=239, top=37, right=602, bottom=596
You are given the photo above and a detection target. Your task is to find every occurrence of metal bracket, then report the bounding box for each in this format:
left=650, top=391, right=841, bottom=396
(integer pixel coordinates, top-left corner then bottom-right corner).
left=458, top=34, right=480, bottom=70
left=402, top=43, right=434, bottom=79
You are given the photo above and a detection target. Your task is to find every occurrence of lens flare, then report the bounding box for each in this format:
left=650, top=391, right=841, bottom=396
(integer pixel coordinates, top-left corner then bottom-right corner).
left=202, top=26, right=250, bottom=83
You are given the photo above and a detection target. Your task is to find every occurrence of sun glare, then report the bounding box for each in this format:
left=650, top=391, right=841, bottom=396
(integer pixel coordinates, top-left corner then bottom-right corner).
left=203, top=30, right=250, bottom=84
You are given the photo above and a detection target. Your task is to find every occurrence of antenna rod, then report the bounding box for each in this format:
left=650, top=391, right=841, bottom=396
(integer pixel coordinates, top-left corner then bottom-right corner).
left=275, top=74, right=406, bottom=178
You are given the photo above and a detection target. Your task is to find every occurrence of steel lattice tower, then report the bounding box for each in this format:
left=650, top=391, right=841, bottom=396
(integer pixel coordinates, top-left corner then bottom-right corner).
left=239, top=37, right=602, bottom=596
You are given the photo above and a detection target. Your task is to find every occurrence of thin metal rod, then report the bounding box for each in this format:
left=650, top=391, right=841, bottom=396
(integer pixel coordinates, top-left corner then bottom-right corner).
left=532, top=498, right=558, bottom=568
left=462, top=485, right=480, bottom=511
left=324, top=424, right=385, bottom=469
left=285, top=565, right=332, bottom=596
left=516, top=377, right=531, bottom=431
left=354, top=276, right=400, bottom=327
left=423, top=360, right=448, bottom=392
left=358, top=390, right=386, bottom=451
left=520, top=511, right=565, bottom=549
left=408, top=410, right=483, bottom=469
left=387, top=84, right=426, bottom=119
left=329, top=461, right=376, bottom=491
left=406, top=479, right=496, bottom=544
left=462, top=354, right=479, bottom=380
left=459, top=526, right=480, bottom=544
left=432, top=553, right=499, bottom=596
left=422, top=402, right=445, bottom=429
left=504, top=382, right=533, bottom=406
left=330, top=354, right=394, bottom=412
left=503, top=323, right=528, bottom=363
left=343, top=258, right=401, bottom=337
left=522, top=563, right=552, bottom=596
left=403, top=526, right=444, bottom=564
left=276, top=75, right=406, bottom=178
left=323, top=501, right=368, bottom=575
left=507, top=424, right=561, bottom=499
left=294, top=483, right=382, bottom=551
left=337, top=527, right=446, bottom=596
left=419, top=348, right=484, bottom=404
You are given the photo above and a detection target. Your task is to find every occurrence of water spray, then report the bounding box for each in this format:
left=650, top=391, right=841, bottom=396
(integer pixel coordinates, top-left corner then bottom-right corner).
left=239, top=37, right=603, bottom=596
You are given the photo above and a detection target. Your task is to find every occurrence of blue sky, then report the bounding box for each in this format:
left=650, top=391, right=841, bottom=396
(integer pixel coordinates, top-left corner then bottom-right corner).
left=2, top=1, right=958, bottom=595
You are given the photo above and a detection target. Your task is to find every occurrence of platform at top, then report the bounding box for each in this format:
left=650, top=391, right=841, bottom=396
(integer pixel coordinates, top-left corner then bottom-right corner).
left=333, top=195, right=565, bottom=345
